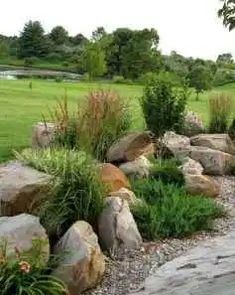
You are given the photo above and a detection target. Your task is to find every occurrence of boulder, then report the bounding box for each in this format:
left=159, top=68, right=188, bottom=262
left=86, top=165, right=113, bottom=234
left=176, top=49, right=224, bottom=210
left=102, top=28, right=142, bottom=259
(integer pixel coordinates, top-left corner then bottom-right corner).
left=98, top=197, right=142, bottom=252
left=185, top=174, right=220, bottom=198
left=107, top=132, right=154, bottom=163
left=130, top=227, right=235, bottom=295
left=32, top=122, right=55, bottom=149
left=0, top=161, right=51, bottom=216
left=189, top=146, right=235, bottom=175
left=0, top=214, right=49, bottom=264
left=181, top=157, right=204, bottom=175
left=53, top=221, right=105, bottom=295
left=182, top=111, right=205, bottom=136
left=100, top=163, right=130, bottom=193
left=190, top=133, right=235, bottom=155
left=162, top=132, right=191, bottom=159
left=108, top=188, right=139, bottom=206
left=119, top=156, right=152, bottom=179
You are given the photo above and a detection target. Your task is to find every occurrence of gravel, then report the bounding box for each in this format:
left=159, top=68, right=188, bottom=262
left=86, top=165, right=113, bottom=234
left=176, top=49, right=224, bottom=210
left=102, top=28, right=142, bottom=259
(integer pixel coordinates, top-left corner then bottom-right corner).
left=85, top=176, right=235, bottom=295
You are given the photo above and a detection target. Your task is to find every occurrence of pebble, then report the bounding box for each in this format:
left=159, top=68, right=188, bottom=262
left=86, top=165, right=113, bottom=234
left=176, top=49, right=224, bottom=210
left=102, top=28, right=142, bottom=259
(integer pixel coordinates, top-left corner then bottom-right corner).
left=85, top=176, right=235, bottom=295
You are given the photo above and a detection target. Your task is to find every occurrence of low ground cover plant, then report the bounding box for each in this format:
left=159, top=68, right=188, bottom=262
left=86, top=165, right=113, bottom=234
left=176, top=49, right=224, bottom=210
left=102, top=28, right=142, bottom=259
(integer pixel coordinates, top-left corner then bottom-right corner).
left=16, top=148, right=106, bottom=238
left=0, top=239, right=67, bottom=295
left=132, top=179, right=224, bottom=240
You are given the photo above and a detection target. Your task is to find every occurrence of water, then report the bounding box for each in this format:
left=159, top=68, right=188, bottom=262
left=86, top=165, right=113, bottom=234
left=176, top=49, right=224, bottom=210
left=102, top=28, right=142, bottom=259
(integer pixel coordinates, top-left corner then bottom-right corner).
left=0, top=66, right=81, bottom=81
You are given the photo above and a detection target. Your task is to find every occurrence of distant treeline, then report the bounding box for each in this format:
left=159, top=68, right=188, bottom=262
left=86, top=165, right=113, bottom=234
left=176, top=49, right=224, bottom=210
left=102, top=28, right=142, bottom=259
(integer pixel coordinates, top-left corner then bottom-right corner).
left=1, top=21, right=235, bottom=88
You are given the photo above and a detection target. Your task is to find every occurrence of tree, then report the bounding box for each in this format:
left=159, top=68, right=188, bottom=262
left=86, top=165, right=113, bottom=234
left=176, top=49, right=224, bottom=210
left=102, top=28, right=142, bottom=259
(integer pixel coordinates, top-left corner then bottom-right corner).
left=92, top=27, right=106, bottom=41
left=81, top=42, right=107, bottom=79
left=218, top=0, right=235, bottom=30
left=0, top=41, right=9, bottom=58
left=188, top=66, right=212, bottom=100
left=50, top=26, right=68, bottom=45
left=18, top=21, right=50, bottom=58
left=216, top=53, right=234, bottom=65
left=70, top=33, right=88, bottom=46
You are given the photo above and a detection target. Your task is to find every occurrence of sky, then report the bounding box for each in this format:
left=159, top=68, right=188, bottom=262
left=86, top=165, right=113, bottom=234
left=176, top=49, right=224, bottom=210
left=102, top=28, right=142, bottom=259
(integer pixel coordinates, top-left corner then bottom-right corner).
left=1, top=0, right=235, bottom=60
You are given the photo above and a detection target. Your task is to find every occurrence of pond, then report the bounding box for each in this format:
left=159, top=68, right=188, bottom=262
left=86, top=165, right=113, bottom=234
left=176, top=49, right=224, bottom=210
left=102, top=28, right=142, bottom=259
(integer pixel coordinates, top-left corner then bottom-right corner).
left=0, top=66, right=81, bottom=81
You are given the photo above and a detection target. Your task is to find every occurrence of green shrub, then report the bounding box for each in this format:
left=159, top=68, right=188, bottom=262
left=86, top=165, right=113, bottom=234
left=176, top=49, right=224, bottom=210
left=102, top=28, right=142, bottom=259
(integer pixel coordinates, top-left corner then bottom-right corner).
left=16, top=149, right=106, bottom=238
left=132, top=179, right=224, bottom=240
left=55, top=76, right=63, bottom=83
left=139, top=72, right=158, bottom=85
left=0, top=239, right=67, bottom=295
left=112, top=75, right=125, bottom=84
left=141, top=76, right=187, bottom=138
left=24, top=56, right=39, bottom=67
left=150, top=158, right=185, bottom=186
left=228, top=118, right=235, bottom=140
left=209, top=93, right=233, bottom=133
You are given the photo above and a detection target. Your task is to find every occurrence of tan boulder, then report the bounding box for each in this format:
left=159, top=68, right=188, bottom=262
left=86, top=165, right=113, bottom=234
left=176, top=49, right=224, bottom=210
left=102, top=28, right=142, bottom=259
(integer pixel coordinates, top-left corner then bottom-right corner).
left=190, top=134, right=235, bottom=155
left=182, top=111, right=205, bottom=136
left=189, top=146, right=235, bottom=175
left=0, top=214, right=49, bottom=264
left=100, top=163, right=130, bottom=193
left=181, top=157, right=204, bottom=175
left=185, top=174, right=220, bottom=198
left=108, top=188, right=139, bottom=206
left=119, top=156, right=152, bottom=179
left=53, top=221, right=105, bottom=295
left=107, top=132, right=154, bottom=163
left=32, top=122, right=55, bottom=149
left=162, top=132, right=191, bottom=159
left=0, top=161, right=51, bottom=216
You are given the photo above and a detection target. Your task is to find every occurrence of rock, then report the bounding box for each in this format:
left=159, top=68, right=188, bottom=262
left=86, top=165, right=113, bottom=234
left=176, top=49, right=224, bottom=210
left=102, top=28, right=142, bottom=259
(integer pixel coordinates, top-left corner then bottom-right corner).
left=181, top=157, right=204, bottom=175
left=189, top=146, right=235, bottom=175
left=32, top=122, right=55, bottom=149
left=108, top=188, right=139, bottom=206
left=182, top=111, right=205, bottom=136
left=162, top=132, right=191, bottom=159
left=107, top=132, right=154, bottom=164
left=119, top=156, right=152, bottom=179
left=100, top=163, right=130, bottom=193
left=130, top=225, right=235, bottom=295
left=190, top=133, right=235, bottom=155
left=53, top=221, right=105, bottom=295
left=0, top=214, right=49, bottom=264
left=184, top=174, right=220, bottom=198
left=0, top=161, right=51, bottom=216
left=98, top=197, right=142, bottom=252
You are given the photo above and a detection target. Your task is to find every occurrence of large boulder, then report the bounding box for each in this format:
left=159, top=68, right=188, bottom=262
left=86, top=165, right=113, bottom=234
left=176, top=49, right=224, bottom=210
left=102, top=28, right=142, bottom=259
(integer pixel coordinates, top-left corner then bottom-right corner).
left=189, top=146, right=235, bottom=175
left=180, top=157, right=204, bottom=175
left=162, top=132, right=191, bottom=159
left=107, top=132, right=154, bottom=163
left=182, top=111, right=205, bottom=136
left=100, top=163, right=130, bottom=193
left=130, top=227, right=235, bottom=295
left=98, top=197, right=142, bottom=252
left=0, top=214, right=49, bottom=264
left=190, top=134, right=235, bottom=155
left=108, top=188, right=139, bottom=206
left=53, top=221, right=105, bottom=295
left=119, top=156, right=152, bottom=179
left=0, top=161, right=51, bottom=216
left=184, top=174, right=220, bottom=198
left=32, top=122, right=55, bottom=149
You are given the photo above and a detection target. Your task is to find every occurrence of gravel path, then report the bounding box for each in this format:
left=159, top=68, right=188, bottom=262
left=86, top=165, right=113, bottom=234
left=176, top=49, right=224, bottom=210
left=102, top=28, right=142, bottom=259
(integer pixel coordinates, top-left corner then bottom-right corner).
left=85, top=176, right=235, bottom=295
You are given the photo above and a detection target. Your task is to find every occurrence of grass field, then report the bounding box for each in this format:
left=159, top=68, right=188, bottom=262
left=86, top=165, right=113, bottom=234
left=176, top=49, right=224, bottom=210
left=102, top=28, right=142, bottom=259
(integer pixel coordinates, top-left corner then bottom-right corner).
left=0, top=79, right=235, bottom=163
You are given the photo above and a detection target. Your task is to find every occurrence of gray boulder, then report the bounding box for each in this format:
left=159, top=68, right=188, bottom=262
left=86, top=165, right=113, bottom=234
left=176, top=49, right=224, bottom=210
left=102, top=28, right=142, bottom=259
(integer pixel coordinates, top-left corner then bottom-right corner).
left=32, top=122, right=55, bottom=149
left=0, top=214, right=49, bottom=264
left=98, top=197, right=142, bottom=253
left=182, top=111, right=205, bottom=136
left=162, top=132, right=191, bottom=159
left=108, top=188, right=139, bottom=206
left=119, top=156, right=152, bottom=179
left=0, top=161, right=51, bottom=216
left=53, top=221, right=105, bottom=295
left=190, top=133, right=235, bottom=155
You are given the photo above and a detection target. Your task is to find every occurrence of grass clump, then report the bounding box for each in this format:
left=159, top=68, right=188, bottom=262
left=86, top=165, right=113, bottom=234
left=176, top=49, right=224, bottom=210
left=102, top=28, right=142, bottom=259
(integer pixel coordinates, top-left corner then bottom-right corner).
left=16, top=148, right=106, bottom=238
left=132, top=179, right=224, bottom=240
left=51, top=89, right=131, bottom=161
left=0, top=239, right=67, bottom=295
left=209, top=93, right=233, bottom=133
left=150, top=158, right=185, bottom=186
left=228, top=118, right=235, bottom=140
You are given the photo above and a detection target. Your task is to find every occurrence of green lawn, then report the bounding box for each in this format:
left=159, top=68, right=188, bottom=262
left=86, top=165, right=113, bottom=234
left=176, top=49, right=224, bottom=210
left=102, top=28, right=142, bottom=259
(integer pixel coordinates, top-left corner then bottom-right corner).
left=0, top=79, right=235, bottom=163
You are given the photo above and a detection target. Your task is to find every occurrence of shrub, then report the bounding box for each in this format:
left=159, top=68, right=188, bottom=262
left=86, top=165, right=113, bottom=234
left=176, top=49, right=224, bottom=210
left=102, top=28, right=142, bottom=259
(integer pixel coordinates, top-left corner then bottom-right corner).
left=150, top=158, right=185, bottom=186
left=132, top=179, right=224, bottom=240
left=112, top=75, right=125, bottom=84
left=142, top=76, right=188, bottom=138
left=55, top=76, right=63, bottom=83
left=209, top=93, right=233, bottom=133
left=228, top=118, right=235, bottom=140
left=0, top=239, right=67, bottom=295
left=24, top=56, right=39, bottom=67
left=16, top=149, right=106, bottom=238
left=139, top=72, right=158, bottom=85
